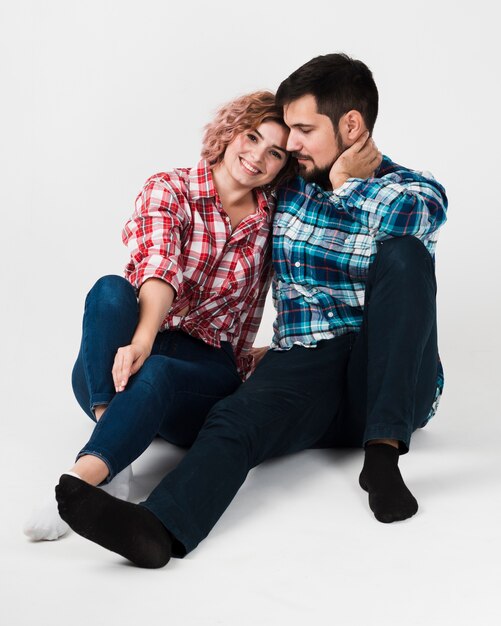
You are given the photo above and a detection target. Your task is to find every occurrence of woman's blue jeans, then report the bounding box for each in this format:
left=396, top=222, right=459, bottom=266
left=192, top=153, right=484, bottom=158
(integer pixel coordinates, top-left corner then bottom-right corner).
left=71, top=275, right=241, bottom=481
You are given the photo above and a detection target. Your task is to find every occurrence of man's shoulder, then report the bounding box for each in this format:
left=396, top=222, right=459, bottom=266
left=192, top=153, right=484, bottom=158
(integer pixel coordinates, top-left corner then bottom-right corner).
left=376, top=155, right=408, bottom=177
left=376, top=156, right=442, bottom=187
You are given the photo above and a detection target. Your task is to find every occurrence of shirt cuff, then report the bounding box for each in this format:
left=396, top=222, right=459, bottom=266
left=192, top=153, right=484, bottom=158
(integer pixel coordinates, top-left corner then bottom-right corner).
left=130, top=265, right=182, bottom=295
left=327, top=178, right=358, bottom=201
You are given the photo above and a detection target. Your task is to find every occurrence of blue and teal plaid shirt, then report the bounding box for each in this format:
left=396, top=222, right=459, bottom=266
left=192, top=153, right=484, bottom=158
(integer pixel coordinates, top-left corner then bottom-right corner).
left=270, top=155, right=448, bottom=421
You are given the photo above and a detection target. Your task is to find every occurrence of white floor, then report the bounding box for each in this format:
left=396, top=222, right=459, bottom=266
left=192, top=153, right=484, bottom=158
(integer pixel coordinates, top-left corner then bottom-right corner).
left=3, top=348, right=500, bottom=626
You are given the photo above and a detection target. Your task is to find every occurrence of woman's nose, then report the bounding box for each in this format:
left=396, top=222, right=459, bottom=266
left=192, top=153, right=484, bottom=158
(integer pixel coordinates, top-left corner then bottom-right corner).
left=250, top=146, right=265, bottom=165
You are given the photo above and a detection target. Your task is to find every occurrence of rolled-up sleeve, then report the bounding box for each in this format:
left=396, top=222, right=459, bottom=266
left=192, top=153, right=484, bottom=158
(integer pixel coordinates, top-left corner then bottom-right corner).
left=122, top=176, right=188, bottom=294
left=330, top=164, right=448, bottom=240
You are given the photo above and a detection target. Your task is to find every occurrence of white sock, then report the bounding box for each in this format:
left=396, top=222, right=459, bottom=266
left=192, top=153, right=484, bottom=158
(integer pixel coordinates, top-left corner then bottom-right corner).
left=23, top=466, right=132, bottom=542
left=64, top=471, right=82, bottom=479
left=23, top=491, right=70, bottom=542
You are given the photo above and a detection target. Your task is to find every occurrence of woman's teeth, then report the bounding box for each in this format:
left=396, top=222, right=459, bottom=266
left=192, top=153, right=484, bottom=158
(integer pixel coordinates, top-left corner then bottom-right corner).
left=240, top=158, right=260, bottom=175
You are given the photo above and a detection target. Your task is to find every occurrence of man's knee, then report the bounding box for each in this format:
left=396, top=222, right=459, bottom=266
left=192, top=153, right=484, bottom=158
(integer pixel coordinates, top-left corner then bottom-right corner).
left=375, top=236, right=433, bottom=277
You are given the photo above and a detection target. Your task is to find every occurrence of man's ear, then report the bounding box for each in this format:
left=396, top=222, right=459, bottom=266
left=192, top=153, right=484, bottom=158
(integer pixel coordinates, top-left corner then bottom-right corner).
left=338, top=110, right=366, bottom=145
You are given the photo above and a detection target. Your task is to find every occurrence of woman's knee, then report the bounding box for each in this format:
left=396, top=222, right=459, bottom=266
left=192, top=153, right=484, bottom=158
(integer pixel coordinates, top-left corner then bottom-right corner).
left=86, top=275, right=137, bottom=312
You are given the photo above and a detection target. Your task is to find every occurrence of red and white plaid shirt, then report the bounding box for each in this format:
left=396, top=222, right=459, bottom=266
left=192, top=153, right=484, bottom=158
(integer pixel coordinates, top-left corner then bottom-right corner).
left=122, top=160, right=273, bottom=379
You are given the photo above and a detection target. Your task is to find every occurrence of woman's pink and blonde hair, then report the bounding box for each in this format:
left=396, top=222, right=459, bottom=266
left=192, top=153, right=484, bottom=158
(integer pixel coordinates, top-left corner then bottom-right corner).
left=201, top=91, right=296, bottom=189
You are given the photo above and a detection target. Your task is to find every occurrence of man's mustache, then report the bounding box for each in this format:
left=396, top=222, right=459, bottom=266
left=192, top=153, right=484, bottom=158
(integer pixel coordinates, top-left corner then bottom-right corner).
left=292, top=153, right=312, bottom=160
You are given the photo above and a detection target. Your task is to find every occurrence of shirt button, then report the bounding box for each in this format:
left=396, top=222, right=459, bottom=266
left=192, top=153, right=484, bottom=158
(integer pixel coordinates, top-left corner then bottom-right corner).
left=316, top=193, right=323, bottom=200
left=294, top=261, right=301, bottom=267
left=327, top=312, right=334, bottom=318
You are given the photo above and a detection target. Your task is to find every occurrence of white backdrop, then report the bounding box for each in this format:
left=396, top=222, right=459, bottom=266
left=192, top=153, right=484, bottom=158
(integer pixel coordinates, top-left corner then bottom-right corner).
left=1, top=1, right=500, bottom=625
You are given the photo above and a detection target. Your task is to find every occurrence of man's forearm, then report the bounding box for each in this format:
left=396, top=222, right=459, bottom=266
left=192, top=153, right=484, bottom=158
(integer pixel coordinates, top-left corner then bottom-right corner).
left=332, top=174, right=447, bottom=238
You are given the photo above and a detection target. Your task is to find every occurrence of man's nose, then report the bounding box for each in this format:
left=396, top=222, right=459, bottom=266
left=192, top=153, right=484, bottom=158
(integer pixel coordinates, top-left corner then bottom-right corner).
left=286, top=132, right=301, bottom=152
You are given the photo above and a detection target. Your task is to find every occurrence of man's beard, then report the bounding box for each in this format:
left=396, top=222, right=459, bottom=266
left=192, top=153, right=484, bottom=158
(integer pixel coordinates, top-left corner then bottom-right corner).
left=299, top=161, right=335, bottom=189
left=297, top=135, right=346, bottom=190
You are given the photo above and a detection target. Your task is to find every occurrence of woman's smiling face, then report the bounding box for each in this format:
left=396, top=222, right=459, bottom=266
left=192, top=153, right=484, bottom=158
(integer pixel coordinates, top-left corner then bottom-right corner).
left=221, top=120, right=289, bottom=189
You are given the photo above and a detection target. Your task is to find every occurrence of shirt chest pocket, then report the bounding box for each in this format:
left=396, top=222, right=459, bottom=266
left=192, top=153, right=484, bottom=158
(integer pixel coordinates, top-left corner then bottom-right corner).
left=180, top=243, right=261, bottom=311
left=219, top=243, right=261, bottom=301
left=277, top=217, right=352, bottom=287
left=307, top=226, right=350, bottom=252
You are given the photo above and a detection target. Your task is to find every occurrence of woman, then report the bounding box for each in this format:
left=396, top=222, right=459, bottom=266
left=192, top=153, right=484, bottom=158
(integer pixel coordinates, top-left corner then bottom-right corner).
left=24, top=91, right=295, bottom=541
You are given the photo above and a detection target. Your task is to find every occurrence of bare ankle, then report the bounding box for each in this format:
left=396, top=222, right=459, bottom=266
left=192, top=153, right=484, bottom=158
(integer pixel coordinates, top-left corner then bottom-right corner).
left=94, top=405, right=107, bottom=421
left=70, top=455, right=109, bottom=486
left=367, top=438, right=399, bottom=449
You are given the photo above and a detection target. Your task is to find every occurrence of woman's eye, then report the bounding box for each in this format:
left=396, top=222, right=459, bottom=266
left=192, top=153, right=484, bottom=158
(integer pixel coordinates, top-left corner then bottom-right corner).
left=270, top=150, right=282, bottom=160
left=247, top=133, right=257, bottom=142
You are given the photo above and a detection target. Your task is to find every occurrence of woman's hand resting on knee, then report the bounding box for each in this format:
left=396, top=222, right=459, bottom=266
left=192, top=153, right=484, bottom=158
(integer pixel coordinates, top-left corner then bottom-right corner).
left=112, top=341, right=152, bottom=392
left=112, top=278, right=176, bottom=392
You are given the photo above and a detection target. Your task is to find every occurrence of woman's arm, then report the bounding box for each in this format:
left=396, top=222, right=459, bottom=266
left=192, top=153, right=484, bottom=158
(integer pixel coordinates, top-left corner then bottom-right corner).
left=112, top=277, right=175, bottom=392
left=115, top=174, right=189, bottom=392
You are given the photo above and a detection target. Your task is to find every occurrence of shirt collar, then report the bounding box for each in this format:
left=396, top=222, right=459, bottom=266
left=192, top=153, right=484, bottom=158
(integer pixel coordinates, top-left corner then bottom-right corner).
left=189, top=159, right=274, bottom=220
left=254, top=187, right=273, bottom=219
left=189, top=159, right=218, bottom=199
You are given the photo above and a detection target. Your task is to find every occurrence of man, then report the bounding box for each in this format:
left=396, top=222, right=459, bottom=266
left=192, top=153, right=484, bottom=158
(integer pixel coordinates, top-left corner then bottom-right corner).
left=56, top=53, right=447, bottom=568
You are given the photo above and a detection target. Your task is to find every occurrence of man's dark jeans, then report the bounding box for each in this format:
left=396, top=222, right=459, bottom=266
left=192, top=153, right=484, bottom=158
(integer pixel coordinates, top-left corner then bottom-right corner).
left=140, top=236, right=440, bottom=556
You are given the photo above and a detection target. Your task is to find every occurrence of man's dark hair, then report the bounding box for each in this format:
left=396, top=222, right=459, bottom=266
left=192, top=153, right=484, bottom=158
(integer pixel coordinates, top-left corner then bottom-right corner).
left=276, top=53, right=379, bottom=133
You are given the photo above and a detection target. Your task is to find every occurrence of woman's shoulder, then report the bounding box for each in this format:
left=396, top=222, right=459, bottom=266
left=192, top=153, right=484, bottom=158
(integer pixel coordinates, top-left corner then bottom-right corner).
left=139, top=169, right=204, bottom=221
left=142, top=167, right=191, bottom=196
left=142, top=161, right=214, bottom=203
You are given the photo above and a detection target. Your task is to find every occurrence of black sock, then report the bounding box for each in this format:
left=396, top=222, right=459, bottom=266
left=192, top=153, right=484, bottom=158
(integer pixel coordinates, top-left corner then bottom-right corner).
left=55, top=474, right=172, bottom=568
left=359, top=443, right=418, bottom=523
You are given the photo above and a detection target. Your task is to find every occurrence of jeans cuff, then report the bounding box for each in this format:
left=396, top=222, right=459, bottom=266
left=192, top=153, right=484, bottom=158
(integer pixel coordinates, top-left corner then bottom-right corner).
left=89, top=393, right=114, bottom=418
left=363, top=424, right=412, bottom=454
left=140, top=499, right=196, bottom=558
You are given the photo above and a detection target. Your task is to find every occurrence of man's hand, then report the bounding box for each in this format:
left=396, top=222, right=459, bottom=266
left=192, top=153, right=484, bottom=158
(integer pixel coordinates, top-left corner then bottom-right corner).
left=329, top=131, right=382, bottom=190
left=112, top=341, right=152, bottom=392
